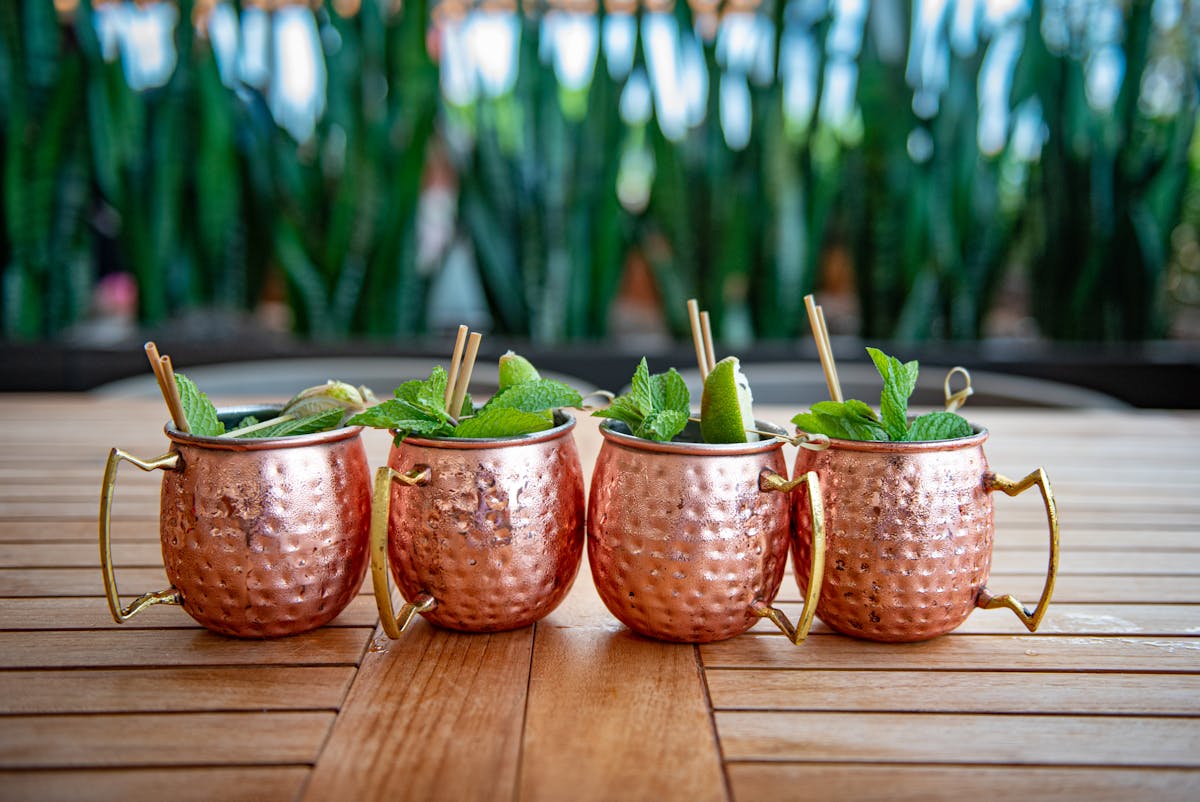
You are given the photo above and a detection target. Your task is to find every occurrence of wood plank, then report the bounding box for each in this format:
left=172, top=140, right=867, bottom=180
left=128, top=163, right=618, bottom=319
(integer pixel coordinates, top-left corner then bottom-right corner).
left=0, top=711, right=334, bottom=768
left=0, top=541, right=162, bottom=568
left=0, top=566, right=371, bottom=597
left=0, top=595, right=378, bottom=630
left=706, top=669, right=1200, bottom=715
left=701, top=633, right=1200, bottom=672
left=0, top=627, right=371, bottom=669
left=0, top=519, right=157, bottom=543
left=0, top=666, right=355, bottom=713
left=716, top=711, right=1200, bottom=766
left=753, top=603, right=1200, bottom=637
left=302, top=620, right=533, bottom=802
left=771, top=574, right=1200, bottom=604
left=0, top=767, right=310, bottom=802
left=519, top=627, right=726, bottom=802
left=989, top=550, right=1200, bottom=575
left=726, top=764, right=1200, bottom=802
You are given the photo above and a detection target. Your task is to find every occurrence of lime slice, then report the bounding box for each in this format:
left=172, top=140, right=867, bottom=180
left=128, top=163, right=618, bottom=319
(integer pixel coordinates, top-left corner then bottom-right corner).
left=498, top=351, right=541, bottom=389
left=700, top=357, right=758, bottom=444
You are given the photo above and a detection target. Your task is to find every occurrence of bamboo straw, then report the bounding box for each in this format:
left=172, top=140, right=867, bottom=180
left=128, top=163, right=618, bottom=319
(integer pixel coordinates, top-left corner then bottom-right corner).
left=700, top=311, right=716, bottom=374
left=804, top=294, right=843, bottom=402
left=159, top=355, right=190, bottom=433
left=444, top=324, right=470, bottom=408
left=815, top=304, right=842, bottom=402
left=686, top=299, right=708, bottom=381
left=449, top=332, right=482, bottom=417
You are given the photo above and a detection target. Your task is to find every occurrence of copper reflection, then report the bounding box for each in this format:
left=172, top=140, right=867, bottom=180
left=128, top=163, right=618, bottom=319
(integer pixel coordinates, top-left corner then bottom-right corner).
left=384, top=414, right=585, bottom=632
left=587, top=422, right=792, bottom=643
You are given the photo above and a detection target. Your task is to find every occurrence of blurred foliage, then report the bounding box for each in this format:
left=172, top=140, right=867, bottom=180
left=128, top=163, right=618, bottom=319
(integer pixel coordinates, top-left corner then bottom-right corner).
left=0, top=0, right=1197, bottom=344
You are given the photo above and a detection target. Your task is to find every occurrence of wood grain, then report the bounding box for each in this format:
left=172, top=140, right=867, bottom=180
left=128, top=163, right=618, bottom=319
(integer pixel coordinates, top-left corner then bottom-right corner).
left=0, top=767, right=310, bottom=802
left=519, top=626, right=726, bottom=802
left=0, top=666, right=356, bottom=713
left=717, top=711, right=1200, bottom=765
left=726, top=764, right=1200, bottom=802
left=302, top=620, right=533, bottom=802
left=0, top=595, right=378, bottom=630
left=0, top=711, right=335, bottom=768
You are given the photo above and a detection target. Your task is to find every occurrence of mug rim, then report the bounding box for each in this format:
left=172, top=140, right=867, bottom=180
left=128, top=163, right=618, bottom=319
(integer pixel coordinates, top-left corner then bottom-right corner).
left=397, top=410, right=578, bottom=450
left=165, top=404, right=364, bottom=451
left=803, top=424, right=990, bottom=453
left=598, top=418, right=788, bottom=456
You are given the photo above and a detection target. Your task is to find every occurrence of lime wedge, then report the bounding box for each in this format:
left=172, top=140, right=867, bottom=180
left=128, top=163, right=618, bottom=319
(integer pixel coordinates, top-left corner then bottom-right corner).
left=498, top=351, right=541, bottom=389
left=700, top=357, right=758, bottom=444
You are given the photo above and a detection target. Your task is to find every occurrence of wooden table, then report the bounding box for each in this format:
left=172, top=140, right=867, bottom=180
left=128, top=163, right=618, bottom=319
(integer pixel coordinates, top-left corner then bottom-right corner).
left=2, top=395, right=1198, bottom=801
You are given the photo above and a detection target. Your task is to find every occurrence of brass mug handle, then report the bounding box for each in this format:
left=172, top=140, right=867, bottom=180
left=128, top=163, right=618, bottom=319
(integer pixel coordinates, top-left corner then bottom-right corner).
left=752, top=470, right=827, bottom=645
left=99, top=448, right=183, bottom=623
left=370, top=465, right=437, bottom=638
left=978, top=468, right=1060, bottom=632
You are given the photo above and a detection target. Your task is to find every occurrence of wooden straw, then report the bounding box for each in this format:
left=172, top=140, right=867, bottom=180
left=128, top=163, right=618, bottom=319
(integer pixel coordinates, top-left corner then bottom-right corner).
left=700, top=311, right=717, bottom=374
left=804, top=294, right=843, bottom=402
left=448, top=332, right=482, bottom=417
left=444, top=324, right=470, bottom=408
left=144, top=342, right=188, bottom=431
left=687, top=298, right=709, bottom=381
left=158, top=355, right=189, bottom=433
left=815, top=304, right=842, bottom=401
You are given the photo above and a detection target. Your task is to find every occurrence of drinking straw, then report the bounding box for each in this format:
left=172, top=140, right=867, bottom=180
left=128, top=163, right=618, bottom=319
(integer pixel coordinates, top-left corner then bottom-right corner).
left=444, top=324, right=470, bottom=408
left=449, top=332, right=482, bottom=419
left=158, top=355, right=190, bottom=433
left=687, top=299, right=709, bottom=381
left=804, top=294, right=843, bottom=402
left=144, top=342, right=188, bottom=432
left=700, top=311, right=717, bottom=375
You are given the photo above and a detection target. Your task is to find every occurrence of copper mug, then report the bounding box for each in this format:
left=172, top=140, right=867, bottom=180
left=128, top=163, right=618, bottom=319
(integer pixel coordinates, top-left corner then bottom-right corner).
left=588, top=420, right=826, bottom=644
left=371, top=413, right=585, bottom=636
left=99, top=406, right=372, bottom=638
left=791, top=427, right=1060, bottom=642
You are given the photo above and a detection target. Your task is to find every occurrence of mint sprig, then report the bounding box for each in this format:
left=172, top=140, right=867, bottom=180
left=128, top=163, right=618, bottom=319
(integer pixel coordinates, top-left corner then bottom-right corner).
left=593, top=358, right=690, bottom=442
left=791, top=349, right=972, bottom=442
left=175, top=373, right=225, bottom=437
left=234, top=408, right=345, bottom=439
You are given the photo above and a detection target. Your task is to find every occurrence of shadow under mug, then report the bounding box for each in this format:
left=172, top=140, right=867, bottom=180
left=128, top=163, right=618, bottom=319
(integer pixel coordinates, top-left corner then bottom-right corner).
left=99, top=406, right=372, bottom=638
left=371, top=412, right=585, bottom=636
left=587, top=420, right=826, bottom=644
left=791, top=426, right=1060, bottom=642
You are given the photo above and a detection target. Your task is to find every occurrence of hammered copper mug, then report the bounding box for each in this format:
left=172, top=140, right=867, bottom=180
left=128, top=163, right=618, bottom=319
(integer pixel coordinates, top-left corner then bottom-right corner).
left=791, top=426, right=1060, bottom=642
left=588, top=420, right=826, bottom=644
left=371, top=412, right=585, bottom=636
left=99, top=406, right=372, bottom=638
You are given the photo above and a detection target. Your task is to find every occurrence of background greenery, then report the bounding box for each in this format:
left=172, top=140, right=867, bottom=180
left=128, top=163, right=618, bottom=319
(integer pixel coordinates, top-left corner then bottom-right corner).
left=1, top=0, right=1197, bottom=343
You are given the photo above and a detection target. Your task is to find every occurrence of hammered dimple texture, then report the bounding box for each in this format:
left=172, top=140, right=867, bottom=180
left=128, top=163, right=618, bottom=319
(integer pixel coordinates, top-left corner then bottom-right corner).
left=792, top=437, right=993, bottom=642
left=159, top=434, right=371, bottom=638
left=587, top=438, right=790, bottom=643
left=387, top=428, right=585, bottom=632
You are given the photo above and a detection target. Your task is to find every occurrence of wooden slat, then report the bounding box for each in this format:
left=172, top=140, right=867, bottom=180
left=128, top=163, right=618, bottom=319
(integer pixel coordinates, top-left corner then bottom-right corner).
left=0, top=520, right=157, bottom=543
left=0, top=711, right=334, bottom=768
left=0, top=628, right=371, bottom=669
left=0, top=767, right=310, bottom=802
left=0, top=566, right=371, bottom=597
left=0, top=666, right=355, bottom=713
left=0, top=541, right=162, bottom=568
left=0, top=595, right=378, bottom=630
left=519, top=627, right=726, bottom=802
left=302, top=620, right=533, bottom=802
left=989, top=550, right=1200, bottom=575
left=717, top=711, right=1200, bottom=766
left=701, top=633, right=1200, bottom=672
left=771, top=574, right=1200, bottom=604
left=726, top=764, right=1200, bottom=802
left=706, top=669, right=1200, bottom=714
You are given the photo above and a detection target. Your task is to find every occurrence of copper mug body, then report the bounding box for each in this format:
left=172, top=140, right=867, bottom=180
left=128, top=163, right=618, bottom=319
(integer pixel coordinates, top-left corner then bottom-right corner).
left=371, top=413, right=585, bottom=635
left=791, top=428, right=1060, bottom=642
left=587, top=420, right=826, bottom=644
left=100, top=406, right=372, bottom=638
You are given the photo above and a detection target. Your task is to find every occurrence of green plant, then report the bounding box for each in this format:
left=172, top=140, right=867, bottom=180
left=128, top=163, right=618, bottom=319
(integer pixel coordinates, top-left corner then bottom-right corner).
left=0, top=0, right=94, bottom=339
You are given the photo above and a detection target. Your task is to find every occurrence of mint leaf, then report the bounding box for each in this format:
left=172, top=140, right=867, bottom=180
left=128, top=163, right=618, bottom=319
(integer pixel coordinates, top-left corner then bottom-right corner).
left=244, top=408, right=344, bottom=438
left=234, top=415, right=260, bottom=430
left=453, top=407, right=554, bottom=439
left=906, top=411, right=973, bottom=442
left=416, top=366, right=449, bottom=417
left=792, top=401, right=888, bottom=441
left=653, top=369, right=689, bottom=417
left=867, top=347, right=918, bottom=440
left=175, top=373, right=224, bottom=436
left=483, top=379, right=582, bottom=414
left=592, top=396, right=644, bottom=429
left=630, top=357, right=654, bottom=416
left=635, top=409, right=688, bottom=442
left=459, top=392, right=474, bottom=417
